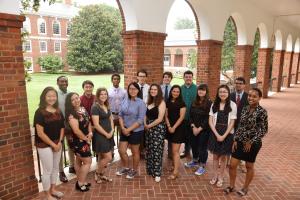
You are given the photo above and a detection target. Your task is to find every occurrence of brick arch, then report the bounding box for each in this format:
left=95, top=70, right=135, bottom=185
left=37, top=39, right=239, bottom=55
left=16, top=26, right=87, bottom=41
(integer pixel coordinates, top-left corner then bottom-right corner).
left=230, top=12, right=247, bottom=45
left=274, top=29, right=283, bottom=50
left=115, top=0, right=126, bottom=32
left=257, top=23, right=268, bottom=48
left=286, top=34, right=293, bottom=52
left=184, top=0, right=201, bottom=40
left=294, top=38, right=300, bottom=53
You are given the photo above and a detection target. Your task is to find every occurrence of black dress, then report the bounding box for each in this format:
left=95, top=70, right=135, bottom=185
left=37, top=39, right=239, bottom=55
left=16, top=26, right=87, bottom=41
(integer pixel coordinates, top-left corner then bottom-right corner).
left=69, top=107, right=92, bottom=157
left=91, top=104, right=115, bottom=153
left=166, top=100, right=186, bottom=143
left=145, top=106, right=166, bottom=177
left=208, top=110, right=233, bottom=155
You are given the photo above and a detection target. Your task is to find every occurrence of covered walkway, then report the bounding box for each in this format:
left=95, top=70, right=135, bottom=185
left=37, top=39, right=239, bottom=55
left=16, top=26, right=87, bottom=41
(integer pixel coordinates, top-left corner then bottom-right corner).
left=34, top=85, right=300, bottom=200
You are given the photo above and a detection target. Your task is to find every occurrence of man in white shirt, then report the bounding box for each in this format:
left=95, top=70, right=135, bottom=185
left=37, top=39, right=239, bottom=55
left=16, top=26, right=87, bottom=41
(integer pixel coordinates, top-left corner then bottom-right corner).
left=136, top=69, right=149, bottom=104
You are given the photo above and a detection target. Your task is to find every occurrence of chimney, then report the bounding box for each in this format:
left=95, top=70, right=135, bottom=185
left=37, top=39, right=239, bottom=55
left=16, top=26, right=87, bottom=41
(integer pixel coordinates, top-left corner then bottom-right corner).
left=64, top=0, right=72, bottom=6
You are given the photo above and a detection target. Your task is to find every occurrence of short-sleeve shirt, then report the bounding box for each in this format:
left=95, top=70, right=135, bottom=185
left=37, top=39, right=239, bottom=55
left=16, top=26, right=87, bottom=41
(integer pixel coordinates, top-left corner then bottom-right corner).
left=167, top=100, right=186, bottom=126
left=91, top=103, right=112, bottom=133
left=34, top=108, right=64, bottom=147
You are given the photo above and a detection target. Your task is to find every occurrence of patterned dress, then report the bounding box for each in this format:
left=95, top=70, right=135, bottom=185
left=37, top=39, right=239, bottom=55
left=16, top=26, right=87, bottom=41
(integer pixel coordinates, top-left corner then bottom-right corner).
left=145, top=106, right=166, bottom=177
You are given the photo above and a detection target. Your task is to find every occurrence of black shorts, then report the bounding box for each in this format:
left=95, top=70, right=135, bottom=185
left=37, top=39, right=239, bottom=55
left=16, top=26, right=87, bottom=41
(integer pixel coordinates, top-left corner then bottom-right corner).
left=120, top=130, right=143, bottom=145
left=232, top=141, right=262, bottom=163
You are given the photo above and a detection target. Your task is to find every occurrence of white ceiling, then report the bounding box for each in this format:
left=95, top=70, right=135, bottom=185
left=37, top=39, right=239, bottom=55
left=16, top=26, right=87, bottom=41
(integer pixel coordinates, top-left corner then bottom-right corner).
left=249, top=0, right=300, bottom=30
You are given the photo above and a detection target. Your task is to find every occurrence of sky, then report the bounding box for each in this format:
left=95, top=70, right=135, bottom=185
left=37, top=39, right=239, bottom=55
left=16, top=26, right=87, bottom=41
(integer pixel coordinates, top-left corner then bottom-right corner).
left=74, top=0, right=195, bottom=33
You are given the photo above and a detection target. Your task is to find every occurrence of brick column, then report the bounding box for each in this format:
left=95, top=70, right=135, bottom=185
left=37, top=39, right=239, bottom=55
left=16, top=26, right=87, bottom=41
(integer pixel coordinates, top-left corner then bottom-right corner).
left=291, top=53, right=299, bottom=84
left=234, top=45, right=253, bottom=90
left=282, top=51, right=293, bottom=87
left=271, top=50, right=285, bottom=92
left=196, top=40, right=223, bottom=99
left=122, top=30, right=166, bottom=88
left=0, top=13, right=38, bottom=199
left=256, top=48, right=272, bottom=98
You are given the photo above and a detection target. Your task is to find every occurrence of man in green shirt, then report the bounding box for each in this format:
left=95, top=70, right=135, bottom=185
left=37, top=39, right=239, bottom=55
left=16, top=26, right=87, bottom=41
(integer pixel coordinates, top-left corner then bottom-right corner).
left=180, top=70, right=197, bottom=159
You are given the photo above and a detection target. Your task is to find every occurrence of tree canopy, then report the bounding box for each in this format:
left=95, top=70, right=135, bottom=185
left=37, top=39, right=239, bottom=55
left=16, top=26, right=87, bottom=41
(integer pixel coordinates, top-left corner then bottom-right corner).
left=67, top=4, right=123, bottom=73
left=174, top=18, right=195, bottom=30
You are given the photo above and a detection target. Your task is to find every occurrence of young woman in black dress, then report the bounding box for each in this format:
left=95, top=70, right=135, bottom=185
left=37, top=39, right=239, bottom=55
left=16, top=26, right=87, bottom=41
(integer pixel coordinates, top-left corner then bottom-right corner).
left=208, top=84, right=237, bottom=187
left=224, top=88, right=268, bottom=196
left=65, top=92, right=92, bottom=192
left=165, top=85, right=186, bottom=180
left=91, top=88, right=115, bottom=183
left=144, top=84, right=166, bottom=183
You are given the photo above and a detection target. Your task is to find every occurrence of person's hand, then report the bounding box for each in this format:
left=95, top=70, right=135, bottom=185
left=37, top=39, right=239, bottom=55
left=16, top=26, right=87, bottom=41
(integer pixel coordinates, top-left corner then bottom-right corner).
left=168, top=126, right=175, bottom=133
left=192, top=127, right=199, bottom=136
left=144, top=124, right=150, bottom=130
left=52, top=143, right=61, bottom=152
left=243, top=141, right=251, bottom=152
left=216, top=134, right=224, bottom=142
left=87, top=132, right=93, bottom=141
left=232, top=141, right=237, bottom=152
left=106, top=132, right=113, bottom=139
left=122, top=128, right=130, bottom=136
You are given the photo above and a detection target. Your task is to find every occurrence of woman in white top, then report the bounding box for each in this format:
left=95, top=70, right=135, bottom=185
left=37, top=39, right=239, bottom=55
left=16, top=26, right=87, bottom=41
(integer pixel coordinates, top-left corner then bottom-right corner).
left=208, top=84, right=237, bottom=188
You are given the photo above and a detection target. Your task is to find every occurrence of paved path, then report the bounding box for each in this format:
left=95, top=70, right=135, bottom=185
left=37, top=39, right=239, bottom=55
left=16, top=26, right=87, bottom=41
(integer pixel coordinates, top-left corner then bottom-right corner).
left=35, top=85, right=300, bottom=200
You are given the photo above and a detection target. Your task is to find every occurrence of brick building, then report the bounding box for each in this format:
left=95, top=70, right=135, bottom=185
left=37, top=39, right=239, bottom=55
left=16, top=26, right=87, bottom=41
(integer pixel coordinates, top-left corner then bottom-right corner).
left=22, top=0, right=79, bottom=72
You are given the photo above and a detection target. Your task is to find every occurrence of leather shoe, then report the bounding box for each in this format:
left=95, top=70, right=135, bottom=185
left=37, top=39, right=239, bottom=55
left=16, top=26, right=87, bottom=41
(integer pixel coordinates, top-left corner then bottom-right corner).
left=59, top=172, right=68, bottom=183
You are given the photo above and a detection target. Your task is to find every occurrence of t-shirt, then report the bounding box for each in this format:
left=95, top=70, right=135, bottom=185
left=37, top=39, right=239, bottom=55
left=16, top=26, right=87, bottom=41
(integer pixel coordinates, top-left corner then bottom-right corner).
left=34, top=108, right=65, bottom=148
left=167, top=100, right=186, bottom=126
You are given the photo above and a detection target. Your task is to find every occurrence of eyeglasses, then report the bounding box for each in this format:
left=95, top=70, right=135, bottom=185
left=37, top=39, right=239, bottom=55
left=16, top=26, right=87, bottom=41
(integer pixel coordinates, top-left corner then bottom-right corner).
left=138, top=75, right=146, bottom=78
left=235, top=82, right=244, bottom=85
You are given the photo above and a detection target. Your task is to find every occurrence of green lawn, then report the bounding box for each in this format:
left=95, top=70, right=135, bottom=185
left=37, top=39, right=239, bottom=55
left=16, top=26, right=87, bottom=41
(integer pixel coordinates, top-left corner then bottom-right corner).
left=26, top=73, right=184, bottom=124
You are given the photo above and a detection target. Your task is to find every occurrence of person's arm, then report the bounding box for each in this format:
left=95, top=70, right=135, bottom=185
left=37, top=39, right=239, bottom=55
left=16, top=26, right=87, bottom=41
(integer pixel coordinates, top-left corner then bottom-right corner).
left=69, top=116, right=89, bottom=141
left=165, top=108, right=171, bottom=128
left=171, top=107, right=186, bottom=130
left=36, top=124, right=59, bottom=148
left=109, top=114, right=114, bottom=135
left=249, top=109, right=268, bottom=144
left=221, top=119, right=235, bottom=140
left=146, top=102, right=166, bottom=129
left=126, top=100, right=146, bottom=132
left=208, top=115, right=221, bottom=138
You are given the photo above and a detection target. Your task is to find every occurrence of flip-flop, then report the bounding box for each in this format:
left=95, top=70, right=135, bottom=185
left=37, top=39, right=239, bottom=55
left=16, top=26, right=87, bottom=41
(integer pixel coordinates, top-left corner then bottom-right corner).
left=224, top=186, right=235, bottom=194
left=237, top=188, right=248, bottom=196
left=51, top=191, right=64, bottom=198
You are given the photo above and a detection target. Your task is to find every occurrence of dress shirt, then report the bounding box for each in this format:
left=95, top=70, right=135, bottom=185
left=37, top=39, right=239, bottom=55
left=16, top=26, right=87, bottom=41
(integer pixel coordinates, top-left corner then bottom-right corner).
left=161, top=84, right=172, bottom=101
left=138, top=83, right=149, bottom=104
left=57, top=89, right=69, bottom=117
left=108, top=86, right=126, bottom=114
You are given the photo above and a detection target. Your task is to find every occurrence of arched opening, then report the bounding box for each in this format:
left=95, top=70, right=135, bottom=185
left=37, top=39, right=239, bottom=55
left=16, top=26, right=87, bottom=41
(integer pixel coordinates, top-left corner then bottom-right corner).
left=282, top=34, right=293, bottom=88
left=165, top=0, right=199, bottom=78
left=221, top=17, right=237, bottom=85
left=251, top=28, right=260, bottom=81
left=164, top=48, right=171, bottom=66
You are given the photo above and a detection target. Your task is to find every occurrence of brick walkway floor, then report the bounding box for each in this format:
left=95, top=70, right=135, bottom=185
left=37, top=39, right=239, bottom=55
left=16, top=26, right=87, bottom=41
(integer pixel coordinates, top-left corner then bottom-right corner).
left=34, top=85, right=300, bottom=200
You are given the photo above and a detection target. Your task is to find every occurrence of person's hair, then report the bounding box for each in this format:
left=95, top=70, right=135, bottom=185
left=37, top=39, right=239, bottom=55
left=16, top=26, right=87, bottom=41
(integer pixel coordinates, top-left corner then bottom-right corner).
left=183, top=70, right=193, bottom=77
left=192, top=84, right=210, bottom=109
left=38, top=86, right=59, bottom=110
left=137, top=69, right=147, bottom=77
left=111, top=73, right=121, bottom=81
left=168, top=85, right=184, bottom=104
left=147, top=84, right=163, bottom=106
left=212, top=84, right=232, bottom=114
left=82, top=80, right=94, bottom=89
left=235, top=77, right=246, bottom=84
left=95, top=88, right=109, bottom=108
left=56, top=75, right=67, bottom=82
left=250, top=87, right=262, bottom=97
left=65, top=92, right=80, bottom=120
left=163, top=71, right=173, bottom=79
left=127, top=82, right=142, bottom=99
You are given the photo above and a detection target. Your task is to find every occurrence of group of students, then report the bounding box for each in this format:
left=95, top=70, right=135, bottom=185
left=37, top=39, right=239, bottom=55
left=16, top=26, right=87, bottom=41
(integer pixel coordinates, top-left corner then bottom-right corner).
left=34, top=70, right=268, bottom=199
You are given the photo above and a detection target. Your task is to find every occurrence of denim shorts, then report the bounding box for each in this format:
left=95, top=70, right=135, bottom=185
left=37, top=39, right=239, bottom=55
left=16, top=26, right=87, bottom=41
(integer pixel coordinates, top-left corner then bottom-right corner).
left=120, top=130, right=144, bottom=145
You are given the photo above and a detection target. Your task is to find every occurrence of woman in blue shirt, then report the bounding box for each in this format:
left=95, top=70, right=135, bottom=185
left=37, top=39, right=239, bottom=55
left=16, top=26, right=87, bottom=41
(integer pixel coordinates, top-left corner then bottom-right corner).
left=116, top=82, right=147, bottom=179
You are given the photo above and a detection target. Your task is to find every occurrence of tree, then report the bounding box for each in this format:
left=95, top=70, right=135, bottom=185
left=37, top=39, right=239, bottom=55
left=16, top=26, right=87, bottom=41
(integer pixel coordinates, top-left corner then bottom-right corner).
left=251, top=29, right=260, bottom=78
left=174, top=18, right=195, bottom=30
left=187, top=49, right=197, bottom=69
left=21, top=0, right=56, bottom=11
left=67, top=4, right=123, bottom=73
left=221, top=17, right=237, bottom=83
left=38, top=55, right=64, bottom=73
left=24, top=59, right=32, bottom=81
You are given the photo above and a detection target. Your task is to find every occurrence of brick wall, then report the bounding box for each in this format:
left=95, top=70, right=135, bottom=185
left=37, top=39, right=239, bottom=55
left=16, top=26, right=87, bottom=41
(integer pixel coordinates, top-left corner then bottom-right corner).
left=122, top=30, right=166, bottom=88
left=291, top=53, right=299, bottom=84
left=196, top=40, right=223, bottom=99
left=234, top=45, right=253, bottom=90
left=256, top=48, right=272, bottom=98
left=0, top=13, right=38, bottom=199
left=282, top=52, right=293, bottom=88
left=271, top=50, right=285, bottom=92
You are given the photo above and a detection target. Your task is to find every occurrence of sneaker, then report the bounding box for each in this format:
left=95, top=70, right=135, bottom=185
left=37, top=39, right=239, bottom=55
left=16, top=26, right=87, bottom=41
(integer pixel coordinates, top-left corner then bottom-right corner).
left=126, top=169, right=137, bottom=179
left=195, top=166, right=206, bottom=176
left=184, top=161, right=199, bottom=168
left=155, top=176, right=161, bottom=183
left=115, top=168, right=130, bottom=176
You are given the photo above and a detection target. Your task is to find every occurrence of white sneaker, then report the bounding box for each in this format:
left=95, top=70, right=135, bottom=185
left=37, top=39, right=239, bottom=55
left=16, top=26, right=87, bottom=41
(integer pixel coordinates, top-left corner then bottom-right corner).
left=155, top=176, right=161, bottom=183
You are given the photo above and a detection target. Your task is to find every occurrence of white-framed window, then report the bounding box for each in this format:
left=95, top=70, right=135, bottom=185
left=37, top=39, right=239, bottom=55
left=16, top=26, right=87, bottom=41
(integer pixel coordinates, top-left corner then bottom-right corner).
left=53, top=20, right=60, bottom=35
left=54, top=41, right=61, bottom=52
left=37, top=18, right=46, bottom=34
left=163, top=55, right=170, bottom=66
left=39, top=41, right=47, bottom=52
left=23, top=40, right=31, bottom=52
left=22, top=17, right=31, bottom=33
left=24, top=57, right=33, bottom=72
left=67, top=22, right=71, bottom=36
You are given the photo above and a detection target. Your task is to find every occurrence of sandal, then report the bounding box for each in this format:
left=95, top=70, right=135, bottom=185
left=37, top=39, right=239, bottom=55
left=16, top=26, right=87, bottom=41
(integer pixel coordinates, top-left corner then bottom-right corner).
left=168, top=173, right=179, bottom=180
left=224, top=186, right=235, bottom=194
left=95, top=172, right=102, bottom=184
left=51, top=191, right=64, bottom=198
left=216, top=179, right=224, bottom=187
left=75, top=181, right=89, bottom=192
left=209, top=177, right=218, bottom=185
left=99, top=174, right=112, bottom=182
left=237, top=188, right=248, bottom=196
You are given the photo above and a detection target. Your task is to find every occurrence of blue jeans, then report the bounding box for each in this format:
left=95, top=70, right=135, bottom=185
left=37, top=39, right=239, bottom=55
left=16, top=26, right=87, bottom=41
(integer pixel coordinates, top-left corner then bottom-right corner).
left=191, top=130, right=209, bottom=164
